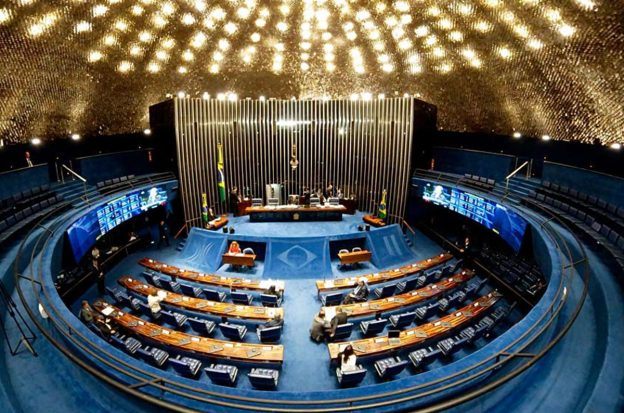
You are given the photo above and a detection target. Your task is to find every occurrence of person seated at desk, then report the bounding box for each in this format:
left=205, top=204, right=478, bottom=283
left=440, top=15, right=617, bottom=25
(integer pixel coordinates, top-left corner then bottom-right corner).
left=259, top=314, right=284, bottom=330
left=342, top=279, right=369, bottom=304
left=263, top=284, right=283, bottom=300
left=228, top=241, right=242, bottom=254
left=328, top=307, right=348, bottom=339
left=310, top=309, right=329, bottom=343
left=339, top=344, right=358, bottom=373
left=147, top=291, right=166, bottom=317
left=79, top=301, right=99, bottom=324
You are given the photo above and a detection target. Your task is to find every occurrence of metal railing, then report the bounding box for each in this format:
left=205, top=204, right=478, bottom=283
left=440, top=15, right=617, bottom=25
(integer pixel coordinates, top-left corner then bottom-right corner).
left=12, top=175, right=589, bottom=412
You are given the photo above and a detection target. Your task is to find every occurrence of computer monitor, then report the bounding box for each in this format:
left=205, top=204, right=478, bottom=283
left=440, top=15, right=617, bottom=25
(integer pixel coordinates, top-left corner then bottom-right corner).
left=388, top=329, right=400, bottom=338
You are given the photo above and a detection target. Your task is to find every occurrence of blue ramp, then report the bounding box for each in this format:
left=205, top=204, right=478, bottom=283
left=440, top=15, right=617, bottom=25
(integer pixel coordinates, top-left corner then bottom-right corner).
left=366, top=224, right=416, bottom=269
left=177, top=227, right=227, bottom=272
left=264, top=237, right=331, bottom=279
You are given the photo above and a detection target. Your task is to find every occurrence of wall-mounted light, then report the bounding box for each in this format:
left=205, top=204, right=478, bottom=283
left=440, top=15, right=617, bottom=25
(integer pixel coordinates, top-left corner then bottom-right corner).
left=143, top=128, right=152, bottom=136
left=71, top=133, right=81, bottom=141
left=512, top=132, right=522, bottom=139
left=541, top=134, right=551, bottom=141
left=31, top=137, right=42, bottom=145
left=610, top=142, right=621, bottom=150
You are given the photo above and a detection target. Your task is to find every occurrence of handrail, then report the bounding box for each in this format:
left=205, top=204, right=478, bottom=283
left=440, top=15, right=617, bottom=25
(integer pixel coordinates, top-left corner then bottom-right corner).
left=12, top=175, right=589, bottom=412
left=61, top=164, right=87, bottom=183
left=505, top=161, right=529, bottom=181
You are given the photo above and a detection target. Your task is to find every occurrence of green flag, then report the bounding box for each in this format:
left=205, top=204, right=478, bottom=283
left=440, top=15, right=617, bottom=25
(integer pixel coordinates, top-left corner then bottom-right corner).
left=217, top=143, right=226, bottom=202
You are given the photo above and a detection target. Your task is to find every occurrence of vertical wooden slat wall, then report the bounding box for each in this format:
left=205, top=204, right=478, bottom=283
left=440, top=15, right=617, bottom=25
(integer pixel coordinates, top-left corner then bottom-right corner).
left=174, top=97, right=415, bottom=228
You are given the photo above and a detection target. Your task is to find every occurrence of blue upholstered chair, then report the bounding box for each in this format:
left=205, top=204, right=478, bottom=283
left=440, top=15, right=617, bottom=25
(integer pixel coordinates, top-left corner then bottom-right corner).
left=187, top=317, right=216, bottom=336
left=414, top=302, right=439, bottom=320
left=331, top=323, right=354, bottom=341
left=395, top=277, right=418, bottom=294
left=160, top=310, right=188, bottom=328
left=203, top=288, right=227, bottom=302
left=136, top=346, right=169, bottom=367
left=389, top=311, right=415, bottom=329
left=359, top=318, right=387, bottom=336
left=374, top=356, right=409, bottom=379
left=179, top=282, right=203, bottom=298
left=409, top=347, right=442, bottom=369
left=231, top=291, right=253, bottom=305
left=372, top=283, right=396, bottom=299
left=260, top=293, right=282, bottom=307
left=257, top=325, right=282, bottom=343
left=336, top=366, right=367, bottom=387
left=320, top=292, right=343, bottom=306
left=170, top=356, right=202, bottom=377
left=248, top=368, right=280, bottom=390
left=219, top=322, right=247, bottom=341
left=205, top=364, right=238, bottom=386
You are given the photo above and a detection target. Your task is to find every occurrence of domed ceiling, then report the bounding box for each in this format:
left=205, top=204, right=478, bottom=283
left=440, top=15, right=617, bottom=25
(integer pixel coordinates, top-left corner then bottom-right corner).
left=0, top=0, right=622, bottom=144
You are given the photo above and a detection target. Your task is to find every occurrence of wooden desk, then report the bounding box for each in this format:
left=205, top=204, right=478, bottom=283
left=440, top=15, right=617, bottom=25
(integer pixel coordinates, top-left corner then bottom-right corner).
left=338, top=250, right=372, bottom=265
left=237, top=199, right=252, bottom=216
left=363, top=215, right=386, bottom=227
left=94, top=301, right=283, bottom=364
left=222, top=253, right=256, bottom=267
left=207, top=215, right=228, bottom=230
left=139, top=258, right=285, bottom=292
left=327, top=291, right=502, bottom=359
left=316, top=252, right=453, bottom=293
left=245, top=205, right=347, bottom=222
left=322, top=270, right=474, bottom=318
left=339, top=199, right=358, bottom=215
left=119, top=276, right=283, bottom=320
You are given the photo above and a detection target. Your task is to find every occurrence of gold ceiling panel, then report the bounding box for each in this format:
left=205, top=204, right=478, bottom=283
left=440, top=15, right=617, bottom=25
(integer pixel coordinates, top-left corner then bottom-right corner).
left=0, top=0, right=622, bottom=144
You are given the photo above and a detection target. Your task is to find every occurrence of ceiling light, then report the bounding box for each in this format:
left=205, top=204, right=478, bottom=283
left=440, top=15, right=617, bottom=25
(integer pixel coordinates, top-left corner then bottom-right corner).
left=143, top=129, right=151, bottom=136
left=71, top=133, right=81, bottom=141
left=31, top=137, right=42, bottom=145
left=541, top=135, right=551, bottom=141
left=609, top=142, right=621, bottom=150
left=513, top=132, right=522, bottom=138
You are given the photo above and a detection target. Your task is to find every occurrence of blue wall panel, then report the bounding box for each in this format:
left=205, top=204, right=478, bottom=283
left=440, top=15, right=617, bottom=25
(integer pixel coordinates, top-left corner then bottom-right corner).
left=0, top=164, right=50, bottom=200
left=432, top=147, right=515, bottom=181
left=177, top=227, right=228, bottom=272
left=366, top=224, right=416, bottom=268
left=542, top=162, right=624, bottom=207
left=263, top=237, right=331, bottom=279
left=76, top=150, right=154, bottom=183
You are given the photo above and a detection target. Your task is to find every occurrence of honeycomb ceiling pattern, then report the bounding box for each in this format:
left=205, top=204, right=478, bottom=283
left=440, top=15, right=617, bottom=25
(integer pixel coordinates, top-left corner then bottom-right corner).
left=0, top=0, right=623, bottom=144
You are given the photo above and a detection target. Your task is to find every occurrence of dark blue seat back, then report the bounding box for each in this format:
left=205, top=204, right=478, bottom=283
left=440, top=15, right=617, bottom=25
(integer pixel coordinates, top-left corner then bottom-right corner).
left=203, top=288, right=226, bottom=302
left=219, top=323, right=247, bottom=340
left=188, top=317, right=216, bottom=336
left=258, top=326, right=282, bottom=343
left=260, top=294, right=280, bottom=307
left=337, top=367, right=366, bottom=387
left=205, top=364, right=238, bottom=386
left=390, top=311, right=415, bottom=329
left=231, top=291, right=252, bottom=305
left=248, top=368, right=279, bottom=390
left=360, top=318, right=387, bottom=336
left=321, top=292, right=343, bottom=306
left=332, top=323, right=354, bottom=341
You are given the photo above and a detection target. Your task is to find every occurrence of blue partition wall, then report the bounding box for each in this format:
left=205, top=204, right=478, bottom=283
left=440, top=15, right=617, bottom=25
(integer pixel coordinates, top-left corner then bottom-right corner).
left=75, top=150, right=155, bottom=183
left=432, top=147, right=515, bottom=181
left=0, top=164, right=50, bottom=200
left=542, top=162, right=624, bottom=207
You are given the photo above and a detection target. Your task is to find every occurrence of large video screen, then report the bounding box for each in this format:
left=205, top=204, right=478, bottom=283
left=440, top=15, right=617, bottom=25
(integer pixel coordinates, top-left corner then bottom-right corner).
left=422, top=182, right=528, bottom=252
left=66, top=186, right=167, bottom=262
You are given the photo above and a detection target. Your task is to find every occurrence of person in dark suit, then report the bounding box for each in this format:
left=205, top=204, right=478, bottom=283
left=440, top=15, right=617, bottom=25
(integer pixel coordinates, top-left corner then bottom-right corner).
left=263, top=284, right=283, bottom=300
left=229, top=186, right=241, bottom=214
left=328, top=307, right=348, bottom=339
left=343, top=279, right=368, bottom=304
left=260, top=314, right=283, bottom=330
left=310, top=309, right=328, bottom=342
left=301, top=186, right=311, bottom=206
left=91, top=247, right=105, bottom=294
left=157, top=220, right=170, bottom=248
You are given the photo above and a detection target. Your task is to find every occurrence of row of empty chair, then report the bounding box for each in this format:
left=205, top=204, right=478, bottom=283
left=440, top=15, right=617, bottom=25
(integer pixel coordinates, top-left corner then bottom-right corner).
left=139, top=258, right=286, bottom=293
left=0, top=192, right=65, bottom=245
left=525, top=186, right=624, bottom=269
left=95, top=175, right=136, bottom=192
left=316, top=252, right=454, bottom=293
left=477, top=246, right=545, bottom=300
left=461, top=174, right=496, bottom=191
left=93, top=324, right=281, bottom=389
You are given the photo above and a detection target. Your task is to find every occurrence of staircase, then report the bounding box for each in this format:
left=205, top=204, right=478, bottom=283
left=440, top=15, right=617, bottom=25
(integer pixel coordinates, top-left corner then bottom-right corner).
left=51, top=180, right=99, bottom=207
left=491, top=176, right=543, bottom=203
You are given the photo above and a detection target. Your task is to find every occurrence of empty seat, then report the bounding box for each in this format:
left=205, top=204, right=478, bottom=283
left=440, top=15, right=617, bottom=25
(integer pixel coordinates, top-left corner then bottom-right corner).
left=437, top=338, right=460, bottom=357
left=204, top=364, right=238, bottom=386
left=248, top=368, right=280, bottom=390
left=438, top=291, right=467, bottom=312
left=338, top=248, right=349, bottom=255
left=396, top=276, right=419, bottom=293
left=187, top=317, right=216, bottom=336
left=336, top=366, right=366, bottom=387
left=110, top=335, right=142, bottom=354
left=203, top=288, right=227, bottom=302
left=352, top=247, right=362, bottom=252
left=374, top=356, right=409, bottom=380
left=219, top=323, right=247, bottom=341
left=165, top=280, right=181, bottom=294
left=373, top=284, right=396, bottom=299
left=389, top=311, right=415, bottom=329
left=415, top=302, right=440, bottom=320
left=331, top=323, right=354, bottom=341
left=242, top=247, right=255, bottom=256
left=321, top=292, right=343, bottom=306
left=231, top=291, right=253, bottom=305
left=409, top=347, right=442, bottom=369
left=457, top=326, right=477, bottom=345
left=170, top=356, right=202, bottom=377
left=105, top=286, right=124, bottom=303
left=359, top=318, right=388, bottom=336
left=179, top=283, right=203, bottom=298
left=136, top=346, right=169, bottom=367
left=160, top=310, right=188, bottom=328
left=260, top=293, right=282, bottom=307
left=415, top=275, right=428, bottom=288
left=473, top=316, right=496, bottom=339
left=142, top=271, right=163, bottom=288
left=257, top=325, right=282, bottom=343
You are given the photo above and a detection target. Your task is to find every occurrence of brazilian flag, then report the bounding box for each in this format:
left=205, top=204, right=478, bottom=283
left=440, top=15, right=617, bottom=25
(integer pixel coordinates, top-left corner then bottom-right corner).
left=378, top=189, right=387, bottom=220
left=217, top=143, right=226, bottom=202
left=201, top=193, right=209, bottom=226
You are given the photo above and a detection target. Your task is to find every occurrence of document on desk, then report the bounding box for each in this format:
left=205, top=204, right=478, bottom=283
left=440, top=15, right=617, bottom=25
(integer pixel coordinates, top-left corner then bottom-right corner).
left=101, top=306, right=114, bottom=316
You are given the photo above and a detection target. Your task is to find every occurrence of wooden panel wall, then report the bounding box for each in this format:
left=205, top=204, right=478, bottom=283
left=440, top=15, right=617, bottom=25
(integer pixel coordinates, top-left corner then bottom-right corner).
left=173, top=97, right=415, bottom=227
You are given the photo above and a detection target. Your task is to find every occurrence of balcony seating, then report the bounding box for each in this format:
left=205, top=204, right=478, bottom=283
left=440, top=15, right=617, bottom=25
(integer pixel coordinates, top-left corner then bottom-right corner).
left=231, top=291, right=253, bottom=305
left=336, top=366, right=367, bottom=387
left=257, top=326, right=282, bottom=343
left=374, top=356, right=409, bottom=380
left=248, top=368, right=280, bottom=390
left=359, top=318, right=388, bottom=336
left=170, top=356, right=202, bottom=377
left=205, top=364, right=239, bottom=386
left=136, top=346, right=169, bottom=367
left=203, top=288, right=227, bottom=302
left=187, top=317, right=216, bottom=336
left=219, top=323, right=248, bottom=341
